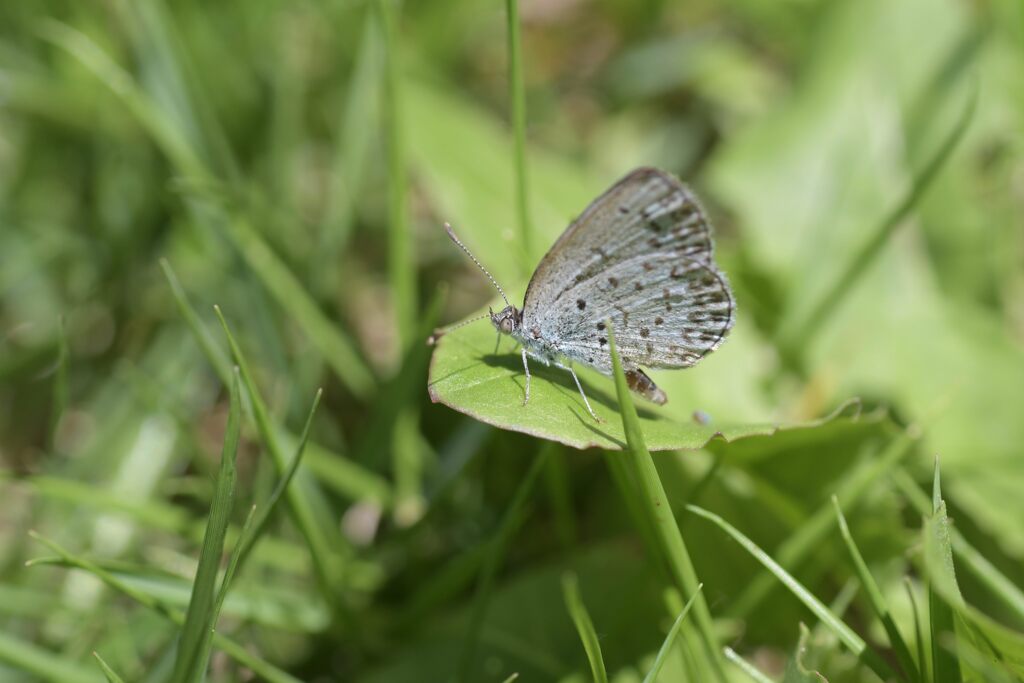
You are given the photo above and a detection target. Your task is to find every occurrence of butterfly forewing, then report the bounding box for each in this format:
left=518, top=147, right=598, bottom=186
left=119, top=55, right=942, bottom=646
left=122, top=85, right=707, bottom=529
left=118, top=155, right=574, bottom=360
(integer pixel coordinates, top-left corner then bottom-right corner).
left=521, top=167, right=734, bottom=372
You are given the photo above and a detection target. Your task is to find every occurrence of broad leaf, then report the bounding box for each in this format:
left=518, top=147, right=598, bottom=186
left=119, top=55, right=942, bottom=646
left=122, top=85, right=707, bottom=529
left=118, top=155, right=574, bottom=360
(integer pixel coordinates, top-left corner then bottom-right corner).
left=428, top=310, right=863, bottom=450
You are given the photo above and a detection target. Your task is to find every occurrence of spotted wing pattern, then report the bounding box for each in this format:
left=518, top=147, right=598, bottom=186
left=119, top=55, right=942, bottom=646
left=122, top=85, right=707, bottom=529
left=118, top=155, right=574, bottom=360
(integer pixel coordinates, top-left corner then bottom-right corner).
left=521, top=167, right=734, bottom=373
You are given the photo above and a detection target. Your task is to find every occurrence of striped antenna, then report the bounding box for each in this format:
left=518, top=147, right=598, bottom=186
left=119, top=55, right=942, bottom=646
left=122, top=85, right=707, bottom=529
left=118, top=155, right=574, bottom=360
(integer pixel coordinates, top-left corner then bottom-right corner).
left=444, top=223, right=512, bottom=308
left=427, top=311, right=491, bottom=346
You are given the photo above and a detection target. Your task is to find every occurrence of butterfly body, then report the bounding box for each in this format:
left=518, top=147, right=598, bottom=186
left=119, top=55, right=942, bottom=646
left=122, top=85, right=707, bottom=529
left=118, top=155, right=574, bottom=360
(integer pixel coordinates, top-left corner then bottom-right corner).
left=490, top=303, right=669, bottom=405
left=447, top=167, right=735, bottom=419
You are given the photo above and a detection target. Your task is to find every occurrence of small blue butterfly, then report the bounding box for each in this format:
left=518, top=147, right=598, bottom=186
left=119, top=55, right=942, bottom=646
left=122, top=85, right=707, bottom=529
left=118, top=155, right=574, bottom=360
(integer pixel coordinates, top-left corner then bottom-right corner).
left=435, top=167, right=735, bottom=420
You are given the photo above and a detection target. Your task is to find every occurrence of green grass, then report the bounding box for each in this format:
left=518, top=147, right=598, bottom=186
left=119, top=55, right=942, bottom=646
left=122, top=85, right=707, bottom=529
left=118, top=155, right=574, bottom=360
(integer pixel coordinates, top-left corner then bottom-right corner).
left=170, top=368, right=240, bottom=683
left=2, top=0, right=1024, bottom=681
left=561, top=572, right=609, bottom=683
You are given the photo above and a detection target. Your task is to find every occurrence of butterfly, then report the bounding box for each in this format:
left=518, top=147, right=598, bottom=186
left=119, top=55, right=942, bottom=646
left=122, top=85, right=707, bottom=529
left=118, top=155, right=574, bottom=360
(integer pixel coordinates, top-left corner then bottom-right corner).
left=435, top=167, right=735, bottom=420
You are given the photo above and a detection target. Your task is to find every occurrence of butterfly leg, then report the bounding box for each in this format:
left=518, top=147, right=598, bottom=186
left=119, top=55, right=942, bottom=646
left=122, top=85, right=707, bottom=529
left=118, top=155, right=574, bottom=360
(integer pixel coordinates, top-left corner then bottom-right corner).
left=552, top=361, right=600, bottom=422
left=521, top=347, right=531, bottom=406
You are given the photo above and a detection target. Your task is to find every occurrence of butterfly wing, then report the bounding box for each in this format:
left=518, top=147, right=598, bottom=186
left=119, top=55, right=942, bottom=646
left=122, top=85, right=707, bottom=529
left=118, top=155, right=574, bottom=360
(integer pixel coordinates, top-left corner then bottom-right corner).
left=521, top=167, right=734, bottom=373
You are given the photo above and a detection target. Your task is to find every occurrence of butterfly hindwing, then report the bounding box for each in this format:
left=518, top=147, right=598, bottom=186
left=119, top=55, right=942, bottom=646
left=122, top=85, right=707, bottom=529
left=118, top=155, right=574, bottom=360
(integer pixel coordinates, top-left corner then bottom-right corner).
left=521, top=168, right=734, bottom=373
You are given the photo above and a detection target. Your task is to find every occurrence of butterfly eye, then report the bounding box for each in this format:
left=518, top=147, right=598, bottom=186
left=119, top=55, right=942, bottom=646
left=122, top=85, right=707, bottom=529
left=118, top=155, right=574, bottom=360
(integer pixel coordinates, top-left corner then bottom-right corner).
left=500, top=318, right=513, bottom=334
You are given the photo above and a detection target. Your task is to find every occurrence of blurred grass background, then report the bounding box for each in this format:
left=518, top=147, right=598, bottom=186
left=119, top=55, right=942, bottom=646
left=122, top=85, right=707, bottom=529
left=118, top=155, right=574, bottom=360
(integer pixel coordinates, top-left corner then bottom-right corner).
left=1, top=0, right=1023, bottom=681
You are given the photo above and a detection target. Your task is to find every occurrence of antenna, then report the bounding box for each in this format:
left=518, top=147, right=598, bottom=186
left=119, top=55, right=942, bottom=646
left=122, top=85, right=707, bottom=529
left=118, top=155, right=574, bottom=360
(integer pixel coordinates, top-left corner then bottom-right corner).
left=444, top=222, right=512, bottom=308
left=427, top=311, right=490, bottom=346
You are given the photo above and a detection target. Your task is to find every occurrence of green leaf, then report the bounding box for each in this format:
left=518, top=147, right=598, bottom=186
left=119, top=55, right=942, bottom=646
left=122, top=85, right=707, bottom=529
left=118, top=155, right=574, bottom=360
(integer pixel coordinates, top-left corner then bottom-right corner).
left=643, top=586, right=702, bottom=683
left=562, top=573, right=609, bottom=683
left=428, top=309, right=860, bottom=450
left=171, top=368, right=242, bottom=683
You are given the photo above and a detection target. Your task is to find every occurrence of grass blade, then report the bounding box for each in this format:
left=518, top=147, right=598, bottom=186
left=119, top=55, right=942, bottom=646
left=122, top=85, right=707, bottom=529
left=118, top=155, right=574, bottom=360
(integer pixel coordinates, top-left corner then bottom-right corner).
left=832, top=496, right=919, bottom=682
left=643, top=585, right=702, bottom=683
left=730, top=430, right=917, bottom=617
left=190, top=506, right=256, bottom=682
left=940, top=637, right=1017, bottom=683
left=27, top=532, right=301, bottom=683
left=606, top=321, right=725, bottom=682
left=322, top=10, right=381, bottom=261
left=171, top=368, right=242, bottom=683
left=233, top=388, right=323, bottom=578
left=893, top=468, right=1024, bottom=623
left=562, top=573, right=609, bottom=683
left=123, top=0, right=240, bottom=182
left=223, top=217, right=375, bottom=399
left=191, top=388, right=322, bottom=680
left=213, top=306, right=349, bottom=609
left=904, top=578, right=927, bottom=683
left=505, top=0, right=532, bottom=269
left=38, top=20, right=207, bottom=179
left=926, top=460, right=962, bottom=683
left=93, top=652, right=126, bottom=683
left=723, top=647, right=775, bottom=683
left=160, top=259, right=232, bottom=385
left=47, top=22, right=374, bottom=400
left=686, top=504, right=896, bottom=681
left=375, top=0, right=415, bottom=346
left=163, top=259, right=388, bottom=507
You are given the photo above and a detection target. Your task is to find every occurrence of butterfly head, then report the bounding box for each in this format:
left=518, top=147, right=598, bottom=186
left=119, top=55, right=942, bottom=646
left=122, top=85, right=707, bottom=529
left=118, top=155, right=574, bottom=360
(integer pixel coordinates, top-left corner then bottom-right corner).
left=489, top=305, right=521, bottom=336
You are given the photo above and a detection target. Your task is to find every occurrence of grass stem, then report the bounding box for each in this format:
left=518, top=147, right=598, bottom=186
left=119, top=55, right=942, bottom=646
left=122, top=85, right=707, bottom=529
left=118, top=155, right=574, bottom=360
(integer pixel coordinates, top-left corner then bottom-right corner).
left=606, top=322, right=726, bottom=682
left=506, top=0, right=532, bottom=270
left=377, top=0, right=416, bottom=347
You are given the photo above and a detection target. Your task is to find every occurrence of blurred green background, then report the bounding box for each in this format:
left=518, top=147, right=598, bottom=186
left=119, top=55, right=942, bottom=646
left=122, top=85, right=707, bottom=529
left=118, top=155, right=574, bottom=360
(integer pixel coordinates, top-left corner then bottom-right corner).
left=2, top=0, right=1023, bottom=681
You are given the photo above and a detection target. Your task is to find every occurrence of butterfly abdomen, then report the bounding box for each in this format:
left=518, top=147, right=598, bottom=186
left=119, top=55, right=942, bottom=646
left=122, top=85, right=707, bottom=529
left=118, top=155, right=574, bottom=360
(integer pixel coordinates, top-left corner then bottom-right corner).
left=625, top=368, right=667, bottom=405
